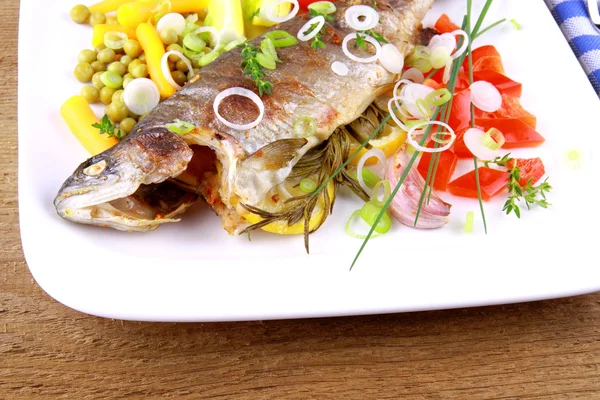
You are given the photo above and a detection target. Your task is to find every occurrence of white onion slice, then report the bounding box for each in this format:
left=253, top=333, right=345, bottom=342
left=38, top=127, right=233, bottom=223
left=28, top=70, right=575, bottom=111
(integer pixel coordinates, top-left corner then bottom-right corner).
left=213, top=87, right=265, bottom=130
left=345, top=5, right=380, bottom=31
left=331, top=61, right=349, bottom=76
left=157, top=13, right=186, bottom=36
left=451, top=30, right=469, bottom=59
left=407, top=121, right=456, bottom=153
left=463, top=127, right=502, bottom=160
left=297, top=15, right=325, bottom=42
left=356, top=148, right=387, bottom=194
left=399, top=83, right=435, bottom=119
left=387, top=97, right=410, bottom=131
left=342, top=33, right=381, bottom=63
left=428, top=30, right=470, bottom=60
left=470, top=80, right=502, bottom=112
left=401, top=68, right=425, bottom=83
left=267, top=0, right=300, bottom=23
left=379, top=43, right=404, bottom=74
left=123, top=78, right=160, bottom=116
left=193, top=26, right=220, bottom=51
left=160, top=51, right=193, bottom=90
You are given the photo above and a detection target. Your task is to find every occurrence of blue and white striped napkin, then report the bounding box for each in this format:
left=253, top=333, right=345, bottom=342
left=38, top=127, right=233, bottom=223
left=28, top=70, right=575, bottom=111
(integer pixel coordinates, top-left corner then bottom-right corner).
left=545, top=0, right=600, bottom=96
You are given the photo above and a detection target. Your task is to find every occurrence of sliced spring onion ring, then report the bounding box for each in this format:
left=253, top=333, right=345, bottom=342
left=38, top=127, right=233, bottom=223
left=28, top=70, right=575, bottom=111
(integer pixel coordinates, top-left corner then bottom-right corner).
left=186, top=13, right=199, bottom=23
left=401, top=68, right=425, bottom=83
left=462, top=127, right=502, bottom=160
left=356, top=148, right=386, bottom=194
left=224, top=37, right=247, bottom=52
left=197, top=51, right=221, bottom=67
left=298, top=15, right=325, bottom=42
left=465, top=211, right=474, bottom=233
left=481, top=127, right=505, bottom=150
left=309, top=1, right=336, bottom=15
left=412, top=58, right=432, bottom=73
left=425, top=89, right=452, bottom=107
left=100, top=71, right=123, bottom=89
left=265, top=30, right=299, bottom=47
left=399, top=82, right=435, bottom=119
left=161, top=50, right=194, bottom=89
left=300, top=178, right=317, bottom=193
left=123, top=78, right=160, bottom=116
left=256, top=52, right=276, bottom=69
left=510, top=18, right=522, bottom=30
left=267, top=0, right=300, bottom=23
left=192, top=26, right=220, bottom=53
left=430, top=46, right=451, bottom=69
left=431, top=130, right=454, bottom=145
left=442, top=57, right=452, bottom=84
left=331, top=61, right=349, bottom=76
left=342, top=33, right=382, bottom=63
left=345, top=209, right=381, bottom=239
left=104, top=31, right=128, bottom=50
left=379, top=43, right=404, bottom=74
left=360, top=201, right=392, bottom=234
left=416, top=99, right=433, bottom=119
left=213, top=87, right=265, bottom=130
left=157, top=13, right=186, bottom=36
left=261, top=38, right=281, bottom=63
left=406, top=121, right=456, bottom=153
left=344, top=5, right=380, bottom=31
left=293, top=116, right=317, bottom=137
left=371, top=180, right=391, bottom=208
left=166, top=119, right=195, bottom=135
left=470, top=80, right=502, bottom=112
left=183, top=32, right=206, bottom=52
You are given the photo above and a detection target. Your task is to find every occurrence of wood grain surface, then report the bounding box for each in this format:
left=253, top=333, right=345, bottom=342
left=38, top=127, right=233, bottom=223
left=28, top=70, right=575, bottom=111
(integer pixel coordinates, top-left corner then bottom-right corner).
left=3, top=2, right=600, bottom=399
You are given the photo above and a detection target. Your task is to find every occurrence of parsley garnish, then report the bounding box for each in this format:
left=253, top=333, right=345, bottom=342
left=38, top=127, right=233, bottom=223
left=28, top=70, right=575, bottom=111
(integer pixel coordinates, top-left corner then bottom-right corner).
left=240, top=43, right=273, bottom=96
left=484, top=154, right=552, bottom=218
left=92, top=115, right=125, bottom=140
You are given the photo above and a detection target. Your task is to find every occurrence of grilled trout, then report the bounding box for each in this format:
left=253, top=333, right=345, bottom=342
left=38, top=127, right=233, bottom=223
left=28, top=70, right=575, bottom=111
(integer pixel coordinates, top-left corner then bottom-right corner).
left=54, top=0, right=435, bottom=235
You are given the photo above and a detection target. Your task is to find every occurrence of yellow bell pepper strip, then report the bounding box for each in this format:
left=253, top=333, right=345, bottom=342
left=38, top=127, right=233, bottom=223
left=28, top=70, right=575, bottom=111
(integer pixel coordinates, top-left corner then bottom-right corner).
left=92, top=24, right=137, bottom=47
left=60, top=96, right=119, bottom=155
left=136, top=23, right=176, bottom=98
left=89, top=0, right=132, bottom=14
left=117, top=0, right=210, bottom=30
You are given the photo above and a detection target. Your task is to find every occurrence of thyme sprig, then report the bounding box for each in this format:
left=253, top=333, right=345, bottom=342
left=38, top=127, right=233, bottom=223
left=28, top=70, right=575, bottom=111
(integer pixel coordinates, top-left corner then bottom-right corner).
left=306, top=7, right=334, bottom=50
left=92, top=115, right=125, bottom=140
left=240, top=43, right=273, bottom=96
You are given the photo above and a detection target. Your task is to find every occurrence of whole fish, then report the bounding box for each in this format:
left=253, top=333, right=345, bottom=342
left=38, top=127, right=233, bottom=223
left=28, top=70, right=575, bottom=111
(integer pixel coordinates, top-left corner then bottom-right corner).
left=54, top=0, right=435, bottom=234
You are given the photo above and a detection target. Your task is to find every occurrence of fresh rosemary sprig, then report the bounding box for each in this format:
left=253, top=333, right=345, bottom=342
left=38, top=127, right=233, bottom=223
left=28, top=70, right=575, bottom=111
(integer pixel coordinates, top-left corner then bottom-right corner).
left=240, top=43, right=273, bottom=96
left=92, top=115, right=125, bottom=140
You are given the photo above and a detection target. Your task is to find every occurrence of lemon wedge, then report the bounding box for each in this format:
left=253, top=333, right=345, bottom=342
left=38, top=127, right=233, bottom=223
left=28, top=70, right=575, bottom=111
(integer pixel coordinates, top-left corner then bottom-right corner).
left=243, top=182, right=335, bottom=235
left=204, top=0, right=245, bottom=45
left=349, top=124, right=407, bottom=166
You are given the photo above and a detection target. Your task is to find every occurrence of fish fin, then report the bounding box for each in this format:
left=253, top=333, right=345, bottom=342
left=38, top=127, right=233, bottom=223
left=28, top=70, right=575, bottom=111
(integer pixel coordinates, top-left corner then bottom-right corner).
left=243, top=139, right=308, bottom=171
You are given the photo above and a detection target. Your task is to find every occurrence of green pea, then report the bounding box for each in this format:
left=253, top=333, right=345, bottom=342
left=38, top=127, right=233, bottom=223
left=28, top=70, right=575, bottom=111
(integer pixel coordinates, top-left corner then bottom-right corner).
left=97, top=48, right=116, bottom=64
left=167, top=43, right=184, bottom=54
left=112, top=90, right=125, bottom=104
left=89, top=11, right=106, bottom=27
left=95, top=43, right=106, bottom=54
left=159, top=28, right=178, bottom=45
left=108, top=101, right=129, bottom=122
left=123, top=39, right=142, bottom=58
left=99, top=86, right=117, bottom=105
left=90, top=61, right=106, bottom=72
left=78, top=49, right=97, bottom=64
left=80, top=85, right=99, bottom=103
left=171, top=70, right=187, bottom=86
left=131, top=64, right=148, bottom=78
left=107, top=61, right=127, bottom=76
left=127, top=59, right=143, bottom=73
left=122, top=74, right=135, bottom=89
left=119, top=118, right=137, bottom=134
left=74, top=62, right=95, bottom=83
left=120, top=55, right=133, bottom=67
left=138, top=53, right=146, bottom=62
left=70, top=5, right=90, bottom=24
left=92, top=71, right=105, bottom=90
left=176, top=59, right=189, bottom=72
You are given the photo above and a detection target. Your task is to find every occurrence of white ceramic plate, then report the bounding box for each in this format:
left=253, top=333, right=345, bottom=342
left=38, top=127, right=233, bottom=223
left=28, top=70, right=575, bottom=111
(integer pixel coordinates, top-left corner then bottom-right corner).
left=18, top=0, right=600, bottom=322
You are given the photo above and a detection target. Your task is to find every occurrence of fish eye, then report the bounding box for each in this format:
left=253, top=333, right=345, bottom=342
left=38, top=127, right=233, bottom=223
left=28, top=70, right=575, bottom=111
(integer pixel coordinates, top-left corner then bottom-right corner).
left=83, top=160, right=107, bottom=177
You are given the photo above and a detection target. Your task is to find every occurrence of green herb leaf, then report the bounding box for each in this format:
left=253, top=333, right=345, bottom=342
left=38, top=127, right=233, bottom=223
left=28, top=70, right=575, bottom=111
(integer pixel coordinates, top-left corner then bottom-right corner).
left=92, top=115, right=124, bottom=140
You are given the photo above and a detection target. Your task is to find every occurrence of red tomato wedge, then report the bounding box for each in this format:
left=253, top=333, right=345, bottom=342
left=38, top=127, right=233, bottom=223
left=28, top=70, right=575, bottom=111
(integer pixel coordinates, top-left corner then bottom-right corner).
left=475, top=118, right=545, bottom=148
left=448, top=167, right=508, bottom=201
left=417, top=147, right=458, bottom=191
left=435, top=13, right=460, bottom=34
left=473, top=70, right=522, bottom=98
left=507, top=157, right=546, bottom=186
left=476, top=94, right=536, bottom=128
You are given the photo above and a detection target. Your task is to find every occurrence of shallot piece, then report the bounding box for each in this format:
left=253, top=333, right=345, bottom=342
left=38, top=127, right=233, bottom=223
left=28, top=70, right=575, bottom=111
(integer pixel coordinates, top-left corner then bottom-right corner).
left=385, top=150, right=452, bottom=229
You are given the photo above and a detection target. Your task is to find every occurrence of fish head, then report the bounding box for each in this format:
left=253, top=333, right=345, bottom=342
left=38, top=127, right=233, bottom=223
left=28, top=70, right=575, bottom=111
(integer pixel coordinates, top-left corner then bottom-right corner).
left=54, top=128, right=195, bottom=231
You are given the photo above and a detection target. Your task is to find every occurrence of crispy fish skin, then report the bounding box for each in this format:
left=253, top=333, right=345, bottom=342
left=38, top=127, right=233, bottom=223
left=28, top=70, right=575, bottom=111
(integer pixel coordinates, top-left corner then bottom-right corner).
left=54, top=0, right=435, bottom=232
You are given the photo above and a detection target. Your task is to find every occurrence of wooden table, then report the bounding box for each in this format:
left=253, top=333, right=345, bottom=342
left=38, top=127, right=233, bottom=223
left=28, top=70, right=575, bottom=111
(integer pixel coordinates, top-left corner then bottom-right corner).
left=3, top=2, right=600, bottom=399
